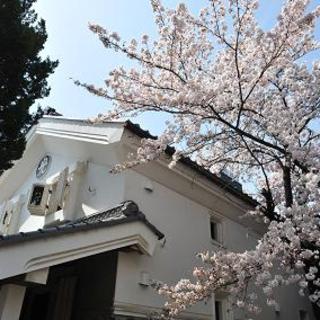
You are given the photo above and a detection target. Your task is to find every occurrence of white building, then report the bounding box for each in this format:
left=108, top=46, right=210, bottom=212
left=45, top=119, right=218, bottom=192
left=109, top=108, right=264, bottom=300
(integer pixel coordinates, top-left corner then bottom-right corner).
left=0, top=117, right=315, bottom=320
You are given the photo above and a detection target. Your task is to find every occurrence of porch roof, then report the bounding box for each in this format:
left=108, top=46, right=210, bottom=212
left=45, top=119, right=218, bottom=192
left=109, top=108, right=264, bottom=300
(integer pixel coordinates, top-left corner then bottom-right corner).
left=0, top=201, right=163, bottom=280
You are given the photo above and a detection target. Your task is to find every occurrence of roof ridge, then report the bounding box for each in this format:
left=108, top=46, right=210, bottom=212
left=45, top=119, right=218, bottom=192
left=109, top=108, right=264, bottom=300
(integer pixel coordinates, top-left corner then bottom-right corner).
left=70, top=200, right=140, bottom=225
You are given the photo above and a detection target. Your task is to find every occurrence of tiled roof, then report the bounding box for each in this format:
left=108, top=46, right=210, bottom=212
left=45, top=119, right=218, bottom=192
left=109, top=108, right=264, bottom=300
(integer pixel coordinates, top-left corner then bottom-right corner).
left=0, top=201, right=164, bottom=247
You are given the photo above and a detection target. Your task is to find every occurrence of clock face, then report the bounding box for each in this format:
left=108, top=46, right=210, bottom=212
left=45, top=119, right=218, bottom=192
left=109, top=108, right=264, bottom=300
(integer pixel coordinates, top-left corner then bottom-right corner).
left=36, top=155, right=51, bottom=179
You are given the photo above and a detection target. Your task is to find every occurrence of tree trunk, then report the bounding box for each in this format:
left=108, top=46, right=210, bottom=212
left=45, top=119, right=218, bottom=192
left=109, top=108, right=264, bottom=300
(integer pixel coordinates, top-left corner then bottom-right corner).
left=283, top=163, right=293, bottom=208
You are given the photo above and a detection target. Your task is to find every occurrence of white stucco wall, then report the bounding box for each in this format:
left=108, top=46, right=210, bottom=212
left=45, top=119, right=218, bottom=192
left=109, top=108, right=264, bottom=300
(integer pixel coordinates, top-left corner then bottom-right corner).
left=17, top=152, right=80, bottom=232
left=112, top=166, right=315, bottom=320
left=0, top=119, right=126, bottom=233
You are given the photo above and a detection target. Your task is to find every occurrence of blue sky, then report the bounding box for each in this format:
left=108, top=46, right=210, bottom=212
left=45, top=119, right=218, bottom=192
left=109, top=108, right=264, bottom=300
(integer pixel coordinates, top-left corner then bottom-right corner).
left=33, top=0, right=320, bottom=135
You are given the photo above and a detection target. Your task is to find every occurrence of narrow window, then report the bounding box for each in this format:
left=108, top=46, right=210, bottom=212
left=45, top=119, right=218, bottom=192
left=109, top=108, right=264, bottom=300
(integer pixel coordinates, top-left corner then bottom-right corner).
left=0, top=209, right=12, bottom=235
left=215, top=301, right=223, bottom=320
left=2, top=211, right=9, bottom=225
left=210, top=217, right=222, bottom=243
left=211, top=220, right=218, bottom=241
left=0, top=200, right=21, bottom=235
left=28, top=184, right=49, bottom=215
left=30, top=185, right=45, bottom=206
left=299, top=310, right=309, bottom=320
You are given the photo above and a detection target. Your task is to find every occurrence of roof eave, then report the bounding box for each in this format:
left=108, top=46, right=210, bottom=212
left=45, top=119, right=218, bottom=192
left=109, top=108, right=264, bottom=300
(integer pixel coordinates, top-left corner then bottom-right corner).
left=124, top=120, right=258, bottom=207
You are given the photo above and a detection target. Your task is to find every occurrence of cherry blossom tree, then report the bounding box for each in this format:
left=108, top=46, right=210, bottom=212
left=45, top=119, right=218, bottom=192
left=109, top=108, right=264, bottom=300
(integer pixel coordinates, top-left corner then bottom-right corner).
left=76, top=0, right=320, bottom=317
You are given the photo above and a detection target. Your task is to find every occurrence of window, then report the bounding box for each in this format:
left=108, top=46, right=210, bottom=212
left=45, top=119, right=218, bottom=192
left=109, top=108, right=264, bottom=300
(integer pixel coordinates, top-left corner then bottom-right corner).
left=0, top=209, right=12, bottom=235
left=215, top=301, right=223, bottom=320
left=0, top=198, right=22, bottom=235
left=28, top=184, right=49, bottom=215
left=299, top=310, right=309, bottom=320
left=30, top=185, right=45, bottom=206
left=2, top=211, right=10, bottom=225
left=28, top=167, right=70, bottom=217
left=210, top=216, right=222, bottom=243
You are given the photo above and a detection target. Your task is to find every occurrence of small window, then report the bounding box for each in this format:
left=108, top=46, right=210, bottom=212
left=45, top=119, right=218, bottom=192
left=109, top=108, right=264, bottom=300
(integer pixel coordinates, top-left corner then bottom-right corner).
left=215, top=300, right=223, bottom=320
left=0, top=199, right=23, bottom=235
left=0, top=208, right=12, bottom=235
left=2, top=211, right=9, bottom=225
left=210, top=217, right=222, bottom=243
left=30, top=185, right=45, bottom=206
left=28, top=184, right=49, bottom=215
left=299, top=310, right=309, bottom=320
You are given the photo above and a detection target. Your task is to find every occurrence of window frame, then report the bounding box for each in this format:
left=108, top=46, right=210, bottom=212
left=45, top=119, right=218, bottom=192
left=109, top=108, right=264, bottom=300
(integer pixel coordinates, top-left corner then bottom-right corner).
left=28, top=183, right=49, bottom=216
left=299, top=310, right=310, bottom=320
left=213, top=297, right=230, bottom=320
left=215, top=300, right=223, bottom=320
left=209, top=213, right=224, bottom=246
left=0, top=202, right=13, bottom=234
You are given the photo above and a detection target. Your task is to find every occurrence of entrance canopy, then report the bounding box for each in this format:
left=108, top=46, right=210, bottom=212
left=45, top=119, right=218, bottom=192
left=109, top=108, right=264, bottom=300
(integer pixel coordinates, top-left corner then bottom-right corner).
left=0, top=201, right=163, bottom=280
